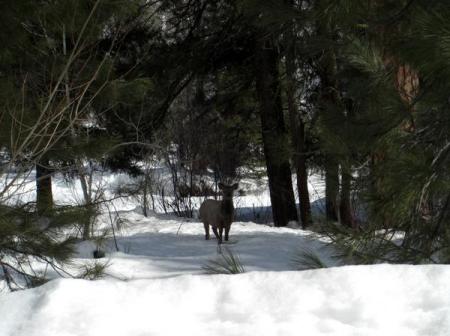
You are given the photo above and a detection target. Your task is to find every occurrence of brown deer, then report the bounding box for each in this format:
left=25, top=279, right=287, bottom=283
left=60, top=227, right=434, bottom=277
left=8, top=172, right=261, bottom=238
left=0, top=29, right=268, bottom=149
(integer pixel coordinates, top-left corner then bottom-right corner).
left=199, top=182, right=238, bottom=244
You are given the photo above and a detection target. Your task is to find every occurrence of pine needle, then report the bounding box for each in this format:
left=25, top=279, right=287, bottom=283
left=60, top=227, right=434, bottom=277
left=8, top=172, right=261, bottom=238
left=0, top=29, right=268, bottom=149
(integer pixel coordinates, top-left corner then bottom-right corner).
left=202, top=247, right=245, bottom=274
left=291, top=247, right=328, bottom=271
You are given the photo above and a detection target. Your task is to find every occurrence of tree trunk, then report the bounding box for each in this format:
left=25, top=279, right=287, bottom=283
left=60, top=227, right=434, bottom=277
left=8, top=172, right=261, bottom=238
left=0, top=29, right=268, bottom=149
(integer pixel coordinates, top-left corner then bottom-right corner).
left=255, top=38, right=298, bottom=227
left=36, top=158, right=53, bottom=215
left=340, top=167, right=356, bottom=229
left=317, top=27, right=342, bottom=223
left=325, top=159, right=339, bottom=221
left=77, top=164, right=94, bottom=240
left=285, top=24, right=312, bottom=228
left=296, top=122, right=312, bottom=227
left=143, top=171, right=149, bottom=217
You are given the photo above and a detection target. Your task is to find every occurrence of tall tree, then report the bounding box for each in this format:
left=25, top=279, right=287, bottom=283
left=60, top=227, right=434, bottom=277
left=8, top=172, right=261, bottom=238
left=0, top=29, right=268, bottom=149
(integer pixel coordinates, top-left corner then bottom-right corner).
left=317, top=39, right=341, bottom=223
left=284, top=17, right=312, bottom=228
left=313, top=1, right=357, bottom=226
left=310, top=0, right=450, bottom=261
left=255, top=36, right=299, bottom=227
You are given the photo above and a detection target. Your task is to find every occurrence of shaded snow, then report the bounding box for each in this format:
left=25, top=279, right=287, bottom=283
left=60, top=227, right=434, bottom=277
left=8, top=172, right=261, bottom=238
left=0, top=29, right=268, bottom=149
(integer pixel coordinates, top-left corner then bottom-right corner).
left=73, top=212, right=333, bottom=280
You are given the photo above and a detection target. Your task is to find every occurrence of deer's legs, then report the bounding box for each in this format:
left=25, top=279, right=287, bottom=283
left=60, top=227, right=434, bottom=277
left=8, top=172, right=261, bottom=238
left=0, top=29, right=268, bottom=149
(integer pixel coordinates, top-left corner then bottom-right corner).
left=204, top=222, right=210, bottom=240
left=219, top=226, right=224, bottom=244
left=212, top=226, right=221, bottom=243
left=224, top=225, right=230, bottom=241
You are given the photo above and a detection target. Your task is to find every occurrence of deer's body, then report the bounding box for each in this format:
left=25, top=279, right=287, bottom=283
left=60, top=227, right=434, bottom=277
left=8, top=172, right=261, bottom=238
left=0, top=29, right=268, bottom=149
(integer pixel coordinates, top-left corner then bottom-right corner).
left=200, top=183, right=238, bottom=244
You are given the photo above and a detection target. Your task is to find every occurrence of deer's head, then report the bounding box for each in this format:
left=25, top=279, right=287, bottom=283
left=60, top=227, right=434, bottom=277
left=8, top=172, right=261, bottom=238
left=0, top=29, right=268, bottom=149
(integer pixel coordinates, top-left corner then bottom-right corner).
left=218, top=182, right=238, bottom=200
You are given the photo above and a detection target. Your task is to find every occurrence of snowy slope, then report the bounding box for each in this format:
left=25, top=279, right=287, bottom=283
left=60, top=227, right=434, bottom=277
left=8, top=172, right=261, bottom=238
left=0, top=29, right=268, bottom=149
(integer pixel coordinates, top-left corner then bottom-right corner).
left=1, top=264, right=450, bottom=336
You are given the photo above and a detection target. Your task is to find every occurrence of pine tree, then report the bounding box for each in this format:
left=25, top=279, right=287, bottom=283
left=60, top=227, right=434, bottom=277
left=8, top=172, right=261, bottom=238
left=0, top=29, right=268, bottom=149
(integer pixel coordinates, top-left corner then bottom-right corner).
left=0, top=0, right=148, bottom=287
left=254, top=36, right=299, bottom=227
left=310, top=0, right=450, bottom=261
left=283, top=3, right=313, bottom=228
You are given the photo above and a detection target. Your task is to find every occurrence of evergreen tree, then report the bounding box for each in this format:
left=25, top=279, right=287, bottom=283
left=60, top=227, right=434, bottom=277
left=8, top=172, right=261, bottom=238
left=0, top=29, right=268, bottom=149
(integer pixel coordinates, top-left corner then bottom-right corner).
left=283, top=1, right=313, bottom=228
left=0, top=0, right=147, bottom=287
left=310, top=0, right=450, bottom=261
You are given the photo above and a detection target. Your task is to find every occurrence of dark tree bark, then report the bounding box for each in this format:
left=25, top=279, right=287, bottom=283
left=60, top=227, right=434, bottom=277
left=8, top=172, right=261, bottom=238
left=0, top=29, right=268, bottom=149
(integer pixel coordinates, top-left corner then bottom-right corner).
left=340, top=167, right=356, bottom=228
left=36, top=158, right=53, bottom=215
left=285, top=24, right=312, bottom=228
left=255, top=38, right=298, bottom=227
left=317, top=26, right=342, bottom=223
left=296, top=121, right=313, bottom=227
left=78, top=169, right=94, bottom=240
left=325, top=159, right=339, bottom=221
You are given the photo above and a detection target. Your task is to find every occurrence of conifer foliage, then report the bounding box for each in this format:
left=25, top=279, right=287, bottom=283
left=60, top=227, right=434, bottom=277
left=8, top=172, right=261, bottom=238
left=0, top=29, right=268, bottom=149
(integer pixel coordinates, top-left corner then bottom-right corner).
left=0, top=0, right=148, bottom=288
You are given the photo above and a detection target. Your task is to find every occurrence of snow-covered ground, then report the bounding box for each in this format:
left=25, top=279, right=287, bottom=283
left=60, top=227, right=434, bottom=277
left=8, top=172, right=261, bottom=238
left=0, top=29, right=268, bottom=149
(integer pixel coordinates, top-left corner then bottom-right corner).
left=75, top=213, right=334, bottom=280
left=1, top=171, right=450, bottom=335
left=2, top=264, right=450, bottom=336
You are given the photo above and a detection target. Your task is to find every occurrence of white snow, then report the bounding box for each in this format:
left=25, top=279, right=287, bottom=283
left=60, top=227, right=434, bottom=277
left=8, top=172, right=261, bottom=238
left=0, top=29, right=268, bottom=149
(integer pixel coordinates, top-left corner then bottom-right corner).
left=1, top=171, right=449, bottom=335
left=1, top=265, right=450, bottom=336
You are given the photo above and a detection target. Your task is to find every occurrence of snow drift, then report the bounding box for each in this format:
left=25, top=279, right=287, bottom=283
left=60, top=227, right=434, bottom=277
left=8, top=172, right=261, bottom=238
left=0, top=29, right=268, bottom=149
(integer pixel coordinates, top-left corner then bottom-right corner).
left=1, top=265, right=450, bottom=336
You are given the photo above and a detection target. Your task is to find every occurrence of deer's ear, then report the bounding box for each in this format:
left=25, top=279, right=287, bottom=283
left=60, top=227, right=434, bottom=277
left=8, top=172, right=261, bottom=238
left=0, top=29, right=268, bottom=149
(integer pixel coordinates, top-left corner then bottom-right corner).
left=218, top=183, right=224, bottom=190
left=232, top=183, right=238, bottom=190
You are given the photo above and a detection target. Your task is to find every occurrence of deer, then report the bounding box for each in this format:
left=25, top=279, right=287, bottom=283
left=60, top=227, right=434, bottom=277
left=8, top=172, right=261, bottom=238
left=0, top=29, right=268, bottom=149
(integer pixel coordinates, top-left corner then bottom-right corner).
left=199, top=182, right=238, bottom=244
